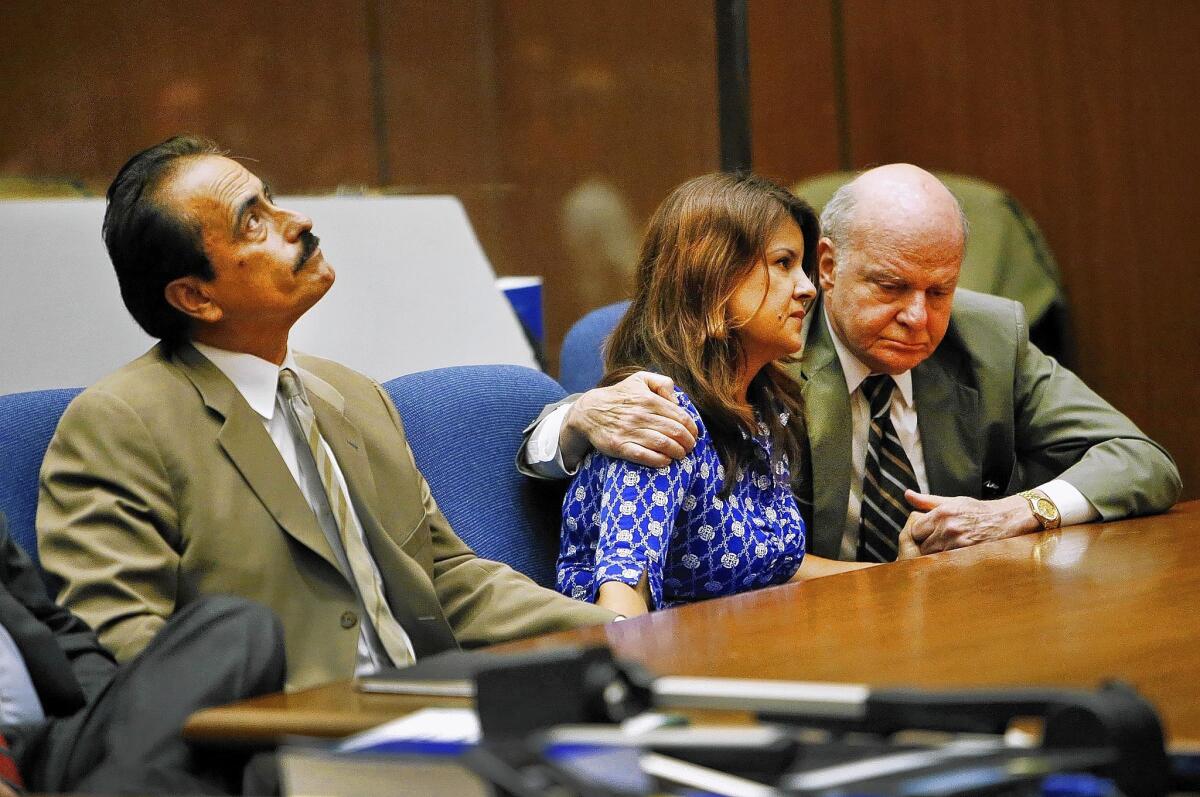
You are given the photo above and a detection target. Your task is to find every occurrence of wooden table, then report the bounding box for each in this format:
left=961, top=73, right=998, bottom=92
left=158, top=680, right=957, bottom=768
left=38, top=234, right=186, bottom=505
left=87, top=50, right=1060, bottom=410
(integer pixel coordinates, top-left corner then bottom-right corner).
left=186, top=500, right=1200, bottom=746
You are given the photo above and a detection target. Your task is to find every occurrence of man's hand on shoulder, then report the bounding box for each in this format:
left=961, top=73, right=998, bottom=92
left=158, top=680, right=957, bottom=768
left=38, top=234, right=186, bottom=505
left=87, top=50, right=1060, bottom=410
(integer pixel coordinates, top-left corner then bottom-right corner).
left=560, top=371, right=699, bottom=469
left=902, top=491, right=1041, bottom=554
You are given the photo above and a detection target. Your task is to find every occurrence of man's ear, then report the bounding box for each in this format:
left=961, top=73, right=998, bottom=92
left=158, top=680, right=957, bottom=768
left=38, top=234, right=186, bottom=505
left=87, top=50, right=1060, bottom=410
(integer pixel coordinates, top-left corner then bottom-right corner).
left=817, top=237, right=838, bottom=292
left=164, top=276, right=222, bottom=324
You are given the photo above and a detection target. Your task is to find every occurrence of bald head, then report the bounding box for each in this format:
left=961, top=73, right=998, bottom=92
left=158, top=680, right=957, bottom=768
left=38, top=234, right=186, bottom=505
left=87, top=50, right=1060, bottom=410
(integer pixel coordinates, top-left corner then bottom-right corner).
left=821, top=164, right=967, bottom=265
left=816, top=165, right=967, bottom=375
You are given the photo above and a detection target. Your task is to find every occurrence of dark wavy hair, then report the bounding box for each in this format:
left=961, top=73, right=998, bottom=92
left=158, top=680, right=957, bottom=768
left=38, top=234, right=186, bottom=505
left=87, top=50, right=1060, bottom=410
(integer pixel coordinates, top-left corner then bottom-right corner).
left=102, top=135, right=224, bottom=344
left=603, top=172, right=819, bottom=494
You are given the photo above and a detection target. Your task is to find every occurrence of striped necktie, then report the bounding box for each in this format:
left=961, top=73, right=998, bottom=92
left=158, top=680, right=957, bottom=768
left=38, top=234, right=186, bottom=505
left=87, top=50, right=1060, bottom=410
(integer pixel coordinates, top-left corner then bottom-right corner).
left=857, top=374, right=919, bottom=562
left=277, top=368, right=414, bottom=667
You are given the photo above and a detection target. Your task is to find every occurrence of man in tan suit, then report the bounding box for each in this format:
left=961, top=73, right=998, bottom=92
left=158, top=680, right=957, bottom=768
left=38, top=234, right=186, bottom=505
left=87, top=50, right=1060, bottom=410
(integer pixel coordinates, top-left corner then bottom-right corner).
left=37, top=136, right=614, bottom=690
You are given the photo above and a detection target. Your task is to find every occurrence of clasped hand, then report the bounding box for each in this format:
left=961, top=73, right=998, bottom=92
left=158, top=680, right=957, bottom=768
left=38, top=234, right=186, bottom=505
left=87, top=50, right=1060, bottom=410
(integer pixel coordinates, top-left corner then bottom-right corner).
left=901, top=491, right=1038, bottom=554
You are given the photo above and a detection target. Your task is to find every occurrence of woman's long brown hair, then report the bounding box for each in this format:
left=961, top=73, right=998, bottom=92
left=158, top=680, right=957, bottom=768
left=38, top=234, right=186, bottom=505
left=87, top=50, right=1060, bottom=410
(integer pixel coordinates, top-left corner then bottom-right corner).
left=602, top=173, right=820, bottom=494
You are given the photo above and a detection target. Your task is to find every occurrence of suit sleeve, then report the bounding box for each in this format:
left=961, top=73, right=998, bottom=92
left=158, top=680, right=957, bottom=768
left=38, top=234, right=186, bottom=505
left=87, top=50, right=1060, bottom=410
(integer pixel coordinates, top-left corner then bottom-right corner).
left=374, top=385, right=616, bottom=647
left=36, top=388, right=180, bottom=662
left=514, top=395, right=580, bottom=480
left=423, top=485, right=617, bottom=647
left=1010, top=304, right=1182, bottom=519
left=0, top=516, right=115, bottom=711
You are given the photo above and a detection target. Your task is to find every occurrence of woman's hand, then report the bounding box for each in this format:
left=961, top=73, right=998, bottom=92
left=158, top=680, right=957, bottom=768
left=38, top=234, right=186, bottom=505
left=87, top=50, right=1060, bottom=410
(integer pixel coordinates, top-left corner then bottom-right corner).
left=597, top=578, right=651, bottom=618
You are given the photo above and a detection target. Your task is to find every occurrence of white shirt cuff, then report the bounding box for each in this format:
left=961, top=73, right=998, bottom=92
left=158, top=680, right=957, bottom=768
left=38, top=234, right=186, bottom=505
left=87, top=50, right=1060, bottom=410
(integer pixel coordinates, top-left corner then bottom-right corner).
left=524, top=403, right=579, bottom=478
left=1038, top=479, right=1100, bottom=527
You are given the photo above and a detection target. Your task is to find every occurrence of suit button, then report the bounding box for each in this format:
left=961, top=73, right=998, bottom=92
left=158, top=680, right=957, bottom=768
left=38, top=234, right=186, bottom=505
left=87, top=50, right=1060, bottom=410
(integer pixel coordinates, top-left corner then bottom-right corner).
left=341, top=611, right=358, bottom=629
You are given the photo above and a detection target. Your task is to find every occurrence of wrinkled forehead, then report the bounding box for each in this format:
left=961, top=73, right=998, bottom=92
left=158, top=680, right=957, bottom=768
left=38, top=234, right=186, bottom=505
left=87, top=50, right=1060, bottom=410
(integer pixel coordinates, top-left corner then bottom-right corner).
left=847, top=228, right=963, bottom=287
left=157, top=154, right=261, bottom=226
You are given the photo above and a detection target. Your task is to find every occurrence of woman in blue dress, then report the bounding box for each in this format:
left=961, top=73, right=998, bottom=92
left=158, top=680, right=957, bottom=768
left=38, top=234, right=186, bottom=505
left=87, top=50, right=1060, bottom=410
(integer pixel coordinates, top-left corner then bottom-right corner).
left=557, top=173, right=897, bottom=617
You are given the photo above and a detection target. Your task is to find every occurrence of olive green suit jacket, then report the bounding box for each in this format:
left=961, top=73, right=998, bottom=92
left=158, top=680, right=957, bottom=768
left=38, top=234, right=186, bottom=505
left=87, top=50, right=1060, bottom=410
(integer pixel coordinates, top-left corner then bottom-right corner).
left=38, top=343, right=613, bottom=690
left=793, top=289, right=1181, bottom=558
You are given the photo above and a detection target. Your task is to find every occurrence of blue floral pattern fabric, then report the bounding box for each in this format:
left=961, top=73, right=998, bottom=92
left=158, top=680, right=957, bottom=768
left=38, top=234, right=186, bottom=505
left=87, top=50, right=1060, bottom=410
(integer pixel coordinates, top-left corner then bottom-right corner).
left=557, top=389, right=806, bottom=610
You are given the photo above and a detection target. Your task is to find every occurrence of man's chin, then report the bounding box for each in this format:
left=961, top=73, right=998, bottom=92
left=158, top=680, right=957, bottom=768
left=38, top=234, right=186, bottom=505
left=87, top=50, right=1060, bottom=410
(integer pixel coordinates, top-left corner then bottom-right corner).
left=301, top=262, right=336, bottom=305
left=314, top=264, right=336, bottom=291
left=865, top=346, right=929, bottom=374
left=303, top=252, right=335, bottom=283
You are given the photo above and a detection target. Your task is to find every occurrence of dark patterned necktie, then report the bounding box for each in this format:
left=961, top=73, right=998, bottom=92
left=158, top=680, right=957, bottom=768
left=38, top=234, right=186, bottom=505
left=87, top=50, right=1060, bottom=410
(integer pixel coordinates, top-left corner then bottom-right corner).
left=857, top=374, right=919, bottom=562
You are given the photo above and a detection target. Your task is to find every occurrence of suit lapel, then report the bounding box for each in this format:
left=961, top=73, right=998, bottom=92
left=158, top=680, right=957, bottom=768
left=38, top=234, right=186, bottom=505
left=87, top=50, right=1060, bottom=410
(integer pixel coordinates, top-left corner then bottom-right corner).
left=175, top=344, right=343, bottom=574
left=798, top=305, right=854, bottom=559
left=913, top=349, right=982, bottom=497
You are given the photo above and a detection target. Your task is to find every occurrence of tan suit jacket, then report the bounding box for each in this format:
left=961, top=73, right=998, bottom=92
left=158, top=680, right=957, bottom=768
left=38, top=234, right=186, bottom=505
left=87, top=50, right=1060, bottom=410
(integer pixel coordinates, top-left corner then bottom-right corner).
left=38, top=343, right=613, bottom=690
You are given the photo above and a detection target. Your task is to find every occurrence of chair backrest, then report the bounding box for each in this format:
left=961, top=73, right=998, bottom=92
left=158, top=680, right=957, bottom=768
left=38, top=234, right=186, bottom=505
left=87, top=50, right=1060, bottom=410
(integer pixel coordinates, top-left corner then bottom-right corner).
left=382, top=365, right=568, bottom=588
left=558, top=300, right=630, bottom=394
left=0, top=387, right=82, bottom=569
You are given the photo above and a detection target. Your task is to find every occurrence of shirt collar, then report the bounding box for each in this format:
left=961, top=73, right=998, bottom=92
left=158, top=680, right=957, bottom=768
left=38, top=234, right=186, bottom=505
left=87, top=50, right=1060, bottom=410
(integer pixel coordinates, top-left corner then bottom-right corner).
left=191, top=341, right=301, bottom=421
left=821, top=307, right=914, bottom=409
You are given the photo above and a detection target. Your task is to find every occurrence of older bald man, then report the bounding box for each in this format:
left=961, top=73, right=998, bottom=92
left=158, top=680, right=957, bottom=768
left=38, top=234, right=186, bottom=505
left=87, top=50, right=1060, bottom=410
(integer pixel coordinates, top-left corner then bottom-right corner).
left=523, top=164, right=1180, bottom=561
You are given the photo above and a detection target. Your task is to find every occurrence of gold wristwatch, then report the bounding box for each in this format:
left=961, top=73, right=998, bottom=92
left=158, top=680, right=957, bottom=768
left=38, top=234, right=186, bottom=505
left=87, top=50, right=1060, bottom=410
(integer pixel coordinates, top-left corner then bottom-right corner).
left=1019, top=489, right=1061, bottom=531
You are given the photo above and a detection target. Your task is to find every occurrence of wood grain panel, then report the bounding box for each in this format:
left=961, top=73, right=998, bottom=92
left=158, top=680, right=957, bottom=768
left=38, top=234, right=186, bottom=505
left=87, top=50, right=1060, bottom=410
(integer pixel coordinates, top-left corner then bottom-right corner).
left=373, top=0, right=512, bottom=325
left=489, top=0, right=720, bottom=371
left=187, top=505, right=1200, bottom=745
left=372, top=1, right=722, bottom=371
left=376, top=1, right=502, bottom=187
left=834, top=0, right=1200, bottom=499
left=502, top=504, right=1200, bottom=744
left=747, top=0, right=842, bottom=182
left=0, top=0, right=376, bottom=192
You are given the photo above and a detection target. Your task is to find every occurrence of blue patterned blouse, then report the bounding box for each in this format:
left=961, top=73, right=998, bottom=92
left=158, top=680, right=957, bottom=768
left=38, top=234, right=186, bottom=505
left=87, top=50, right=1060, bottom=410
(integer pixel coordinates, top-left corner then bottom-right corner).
left=557, top=389, right=806, bottom=610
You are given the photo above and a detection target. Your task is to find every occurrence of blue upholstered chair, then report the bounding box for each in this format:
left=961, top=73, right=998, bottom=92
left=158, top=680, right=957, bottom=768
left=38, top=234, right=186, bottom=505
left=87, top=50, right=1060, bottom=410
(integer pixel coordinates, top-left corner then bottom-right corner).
left=558, top=300, right=630, bottom=394
left=0, top=387, right=82, bottom=570
left=382, top=365, right=568, bottom=588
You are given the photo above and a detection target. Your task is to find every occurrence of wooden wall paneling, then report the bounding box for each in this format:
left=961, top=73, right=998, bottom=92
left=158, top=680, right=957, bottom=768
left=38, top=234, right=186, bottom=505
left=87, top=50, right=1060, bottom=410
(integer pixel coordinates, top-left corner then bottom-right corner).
left=489, top=0, right=721, bottom=373
left=835, top=0, right=1200, bottom=498
left=373, top=0, right=513, bottom=332
left=747, top=0, right=842, bottom=183
left=0, top=0, right=377, bottom=193
left=376, top=0, right=503, bottom=188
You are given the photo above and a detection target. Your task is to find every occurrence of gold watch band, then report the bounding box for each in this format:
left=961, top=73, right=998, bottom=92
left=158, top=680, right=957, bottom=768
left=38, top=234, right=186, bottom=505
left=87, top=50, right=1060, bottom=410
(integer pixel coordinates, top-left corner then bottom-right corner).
left=1019, top=489, right=1061, bottom=531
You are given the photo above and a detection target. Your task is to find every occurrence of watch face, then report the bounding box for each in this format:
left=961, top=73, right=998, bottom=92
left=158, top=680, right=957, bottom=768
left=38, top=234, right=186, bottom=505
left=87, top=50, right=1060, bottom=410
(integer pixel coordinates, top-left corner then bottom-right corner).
left=1032, top=499, right=1060, bottom=523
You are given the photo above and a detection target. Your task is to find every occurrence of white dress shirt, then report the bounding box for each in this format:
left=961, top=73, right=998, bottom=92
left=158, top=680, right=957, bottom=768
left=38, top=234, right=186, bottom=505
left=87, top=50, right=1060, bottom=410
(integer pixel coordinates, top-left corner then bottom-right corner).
left=0, top=623, right=45, bottom=726
left=192, top=342, right=415, bottom=674
left=821, top=310, right=1098, bottom=559
left=826, top=316, right=928, bottom=560
left=524, top=404, right=576, bottom=479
